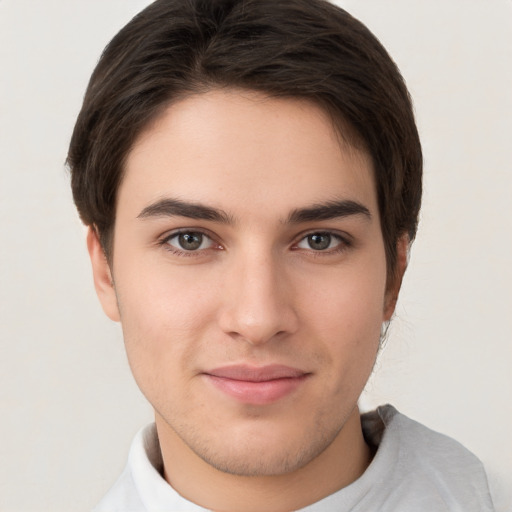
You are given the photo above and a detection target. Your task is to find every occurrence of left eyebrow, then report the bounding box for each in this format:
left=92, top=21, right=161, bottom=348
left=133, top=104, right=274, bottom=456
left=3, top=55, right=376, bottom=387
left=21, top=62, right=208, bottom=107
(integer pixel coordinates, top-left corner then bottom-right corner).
left=286, top=199, right=372, bottom=224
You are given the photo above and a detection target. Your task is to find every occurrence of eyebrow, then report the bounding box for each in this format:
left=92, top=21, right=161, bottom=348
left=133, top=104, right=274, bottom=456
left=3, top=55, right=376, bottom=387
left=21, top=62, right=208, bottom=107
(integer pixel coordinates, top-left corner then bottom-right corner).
left=137, top=198, right=234, bottom=223
left=137, top=197, right=371, bottom=224
left=286, top=199, right=371, bottom=224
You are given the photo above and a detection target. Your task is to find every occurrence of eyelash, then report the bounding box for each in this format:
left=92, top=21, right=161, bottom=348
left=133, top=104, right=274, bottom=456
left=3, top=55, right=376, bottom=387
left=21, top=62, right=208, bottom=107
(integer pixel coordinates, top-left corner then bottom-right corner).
left=158, top=229, right=219, bottom=257
left=293, top=231, right=352, bottom=257
left=157, top=229, right=352, bottom=257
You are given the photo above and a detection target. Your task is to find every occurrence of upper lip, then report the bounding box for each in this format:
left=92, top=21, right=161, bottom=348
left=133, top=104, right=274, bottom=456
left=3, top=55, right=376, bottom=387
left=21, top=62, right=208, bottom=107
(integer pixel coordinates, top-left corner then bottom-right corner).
left=205, top=364, right=308, bottom=382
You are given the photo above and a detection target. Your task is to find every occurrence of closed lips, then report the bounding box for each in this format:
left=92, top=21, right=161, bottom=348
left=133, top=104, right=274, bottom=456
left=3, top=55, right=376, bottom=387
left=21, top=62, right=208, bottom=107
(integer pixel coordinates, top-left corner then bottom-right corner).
left=205, top=365, right=308, bottom=382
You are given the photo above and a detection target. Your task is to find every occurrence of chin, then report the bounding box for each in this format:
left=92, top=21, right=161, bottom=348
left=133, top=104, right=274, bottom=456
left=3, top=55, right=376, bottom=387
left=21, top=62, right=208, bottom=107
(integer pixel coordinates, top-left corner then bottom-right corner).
left=195, top=443, right=321, bottom=477
left=183, top=417, right=342, bottom=477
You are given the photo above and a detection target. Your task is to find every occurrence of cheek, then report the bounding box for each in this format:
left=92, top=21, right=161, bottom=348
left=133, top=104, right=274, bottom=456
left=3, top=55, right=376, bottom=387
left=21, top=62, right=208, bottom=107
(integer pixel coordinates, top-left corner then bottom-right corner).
left=300, top=261, right=386, bottom=375
left=114, top=261, right=220, bottom=376
left=305, top=258, right=386, bottom=327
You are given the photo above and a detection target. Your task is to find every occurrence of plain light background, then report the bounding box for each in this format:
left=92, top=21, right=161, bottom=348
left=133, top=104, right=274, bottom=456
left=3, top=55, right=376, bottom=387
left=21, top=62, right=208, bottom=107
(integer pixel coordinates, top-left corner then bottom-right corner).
left=0, top=1, right=510, bottom=511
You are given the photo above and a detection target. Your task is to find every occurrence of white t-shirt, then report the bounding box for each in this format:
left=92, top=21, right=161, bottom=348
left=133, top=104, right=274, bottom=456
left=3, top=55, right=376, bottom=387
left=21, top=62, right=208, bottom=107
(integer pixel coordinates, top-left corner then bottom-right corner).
left=94, top=405, right=495, bottom=511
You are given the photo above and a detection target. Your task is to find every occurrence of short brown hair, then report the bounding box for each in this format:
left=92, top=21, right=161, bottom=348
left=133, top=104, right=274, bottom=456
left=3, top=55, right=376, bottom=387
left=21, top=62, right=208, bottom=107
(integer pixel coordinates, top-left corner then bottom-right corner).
left=67, top=0, right=422, bottom=275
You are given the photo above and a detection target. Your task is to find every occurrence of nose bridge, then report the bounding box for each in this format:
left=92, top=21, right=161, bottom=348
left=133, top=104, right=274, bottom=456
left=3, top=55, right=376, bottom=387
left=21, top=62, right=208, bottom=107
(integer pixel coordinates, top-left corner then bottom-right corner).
left=218, top=244, right=297, bottom=345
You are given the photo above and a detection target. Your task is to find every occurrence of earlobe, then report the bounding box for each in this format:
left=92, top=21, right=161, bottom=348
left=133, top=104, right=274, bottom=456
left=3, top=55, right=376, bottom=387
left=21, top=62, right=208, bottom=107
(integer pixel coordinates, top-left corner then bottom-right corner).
left=86, top=227, right=121, bottom=322
left=383, top=234, right=409, bottom=321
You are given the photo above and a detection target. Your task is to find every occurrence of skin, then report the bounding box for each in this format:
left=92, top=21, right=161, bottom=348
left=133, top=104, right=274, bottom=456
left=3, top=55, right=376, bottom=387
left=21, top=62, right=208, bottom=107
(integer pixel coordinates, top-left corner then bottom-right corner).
left=88, top=89, right=407, bottom=512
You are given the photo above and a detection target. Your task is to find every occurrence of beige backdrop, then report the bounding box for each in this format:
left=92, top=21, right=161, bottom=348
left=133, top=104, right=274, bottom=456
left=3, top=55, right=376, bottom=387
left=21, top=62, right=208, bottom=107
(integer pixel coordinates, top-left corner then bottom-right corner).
left=0, top=1, right=510, bottom=510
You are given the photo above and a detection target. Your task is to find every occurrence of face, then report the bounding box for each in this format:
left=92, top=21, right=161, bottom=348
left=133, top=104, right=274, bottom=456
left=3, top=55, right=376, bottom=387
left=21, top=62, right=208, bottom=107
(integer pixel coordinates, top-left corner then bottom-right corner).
left=90, top=89, right=400, bottom=477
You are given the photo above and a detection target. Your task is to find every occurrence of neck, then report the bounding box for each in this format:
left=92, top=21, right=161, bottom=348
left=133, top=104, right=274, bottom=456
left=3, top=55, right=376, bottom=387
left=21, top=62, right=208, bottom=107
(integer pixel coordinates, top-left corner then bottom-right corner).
left=156, top=407, right=371, bottom=512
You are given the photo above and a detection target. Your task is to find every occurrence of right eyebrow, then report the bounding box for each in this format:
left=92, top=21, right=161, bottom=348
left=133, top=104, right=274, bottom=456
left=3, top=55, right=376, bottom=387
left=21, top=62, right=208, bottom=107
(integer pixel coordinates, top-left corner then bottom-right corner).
left=137, top=197, right=234, bottom=224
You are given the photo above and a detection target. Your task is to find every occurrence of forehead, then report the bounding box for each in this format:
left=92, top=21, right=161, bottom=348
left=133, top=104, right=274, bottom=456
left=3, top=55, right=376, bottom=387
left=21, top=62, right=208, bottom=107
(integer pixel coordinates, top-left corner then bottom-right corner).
left=119, top=89, right=377, bottom=221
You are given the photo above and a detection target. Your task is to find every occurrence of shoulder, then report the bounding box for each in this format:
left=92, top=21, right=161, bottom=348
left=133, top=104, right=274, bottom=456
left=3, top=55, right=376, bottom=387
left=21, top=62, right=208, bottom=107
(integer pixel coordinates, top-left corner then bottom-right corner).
left=93, top=424, right=159, bottom=512
left=373, top=405, right=487, bottom=471
left=361, top=404, right=495, bottom=511
left=93, top=464, right=144, bottom=512
left=93, top=423, right=208, bottom=512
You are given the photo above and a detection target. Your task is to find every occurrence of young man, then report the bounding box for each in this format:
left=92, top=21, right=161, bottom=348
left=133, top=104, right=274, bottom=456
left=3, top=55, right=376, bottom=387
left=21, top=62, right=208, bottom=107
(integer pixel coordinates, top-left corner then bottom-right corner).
left=67, top=0, right=495, bottom=510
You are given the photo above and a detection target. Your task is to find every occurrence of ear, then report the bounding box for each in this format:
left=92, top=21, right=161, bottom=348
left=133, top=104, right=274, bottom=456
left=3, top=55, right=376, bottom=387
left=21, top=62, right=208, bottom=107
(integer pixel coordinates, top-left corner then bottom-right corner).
left=383, top=234, right=409, bottom=321
left=86, top=227, right=120, bottom=322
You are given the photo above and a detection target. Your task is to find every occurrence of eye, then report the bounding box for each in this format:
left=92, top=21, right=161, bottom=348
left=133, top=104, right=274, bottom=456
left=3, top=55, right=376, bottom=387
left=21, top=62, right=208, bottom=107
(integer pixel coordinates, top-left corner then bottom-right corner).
left=296, top=232, right=343, bottom=251
left=165, top=231, right=214, bottom=252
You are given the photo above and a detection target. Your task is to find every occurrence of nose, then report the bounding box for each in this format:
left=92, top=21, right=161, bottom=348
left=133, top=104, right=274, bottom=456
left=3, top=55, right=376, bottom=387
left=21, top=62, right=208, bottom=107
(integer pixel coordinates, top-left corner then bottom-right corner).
left=217, top=250, right=299, bottom=346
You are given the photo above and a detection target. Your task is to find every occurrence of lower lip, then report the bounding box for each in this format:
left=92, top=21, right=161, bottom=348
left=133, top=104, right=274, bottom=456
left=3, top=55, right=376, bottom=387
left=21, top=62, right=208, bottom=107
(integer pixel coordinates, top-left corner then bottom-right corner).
left=205, top=375, right=308, bottom=405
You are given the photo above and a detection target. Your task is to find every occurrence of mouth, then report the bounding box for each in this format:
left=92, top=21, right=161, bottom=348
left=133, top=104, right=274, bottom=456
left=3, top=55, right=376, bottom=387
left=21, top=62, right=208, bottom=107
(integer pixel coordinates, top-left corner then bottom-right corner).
left=203, top=364, right=310, bottom=405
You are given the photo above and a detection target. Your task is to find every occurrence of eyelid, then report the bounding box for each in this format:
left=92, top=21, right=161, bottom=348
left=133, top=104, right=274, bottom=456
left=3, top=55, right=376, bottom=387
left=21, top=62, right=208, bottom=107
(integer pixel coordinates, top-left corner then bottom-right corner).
left=291, top=229, right=353, bottom=253
left=156, top=227, right=352, bottom=256
left=158, top=228, right=222, bottom=254
left=292, top=228, right=352, bottom=243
